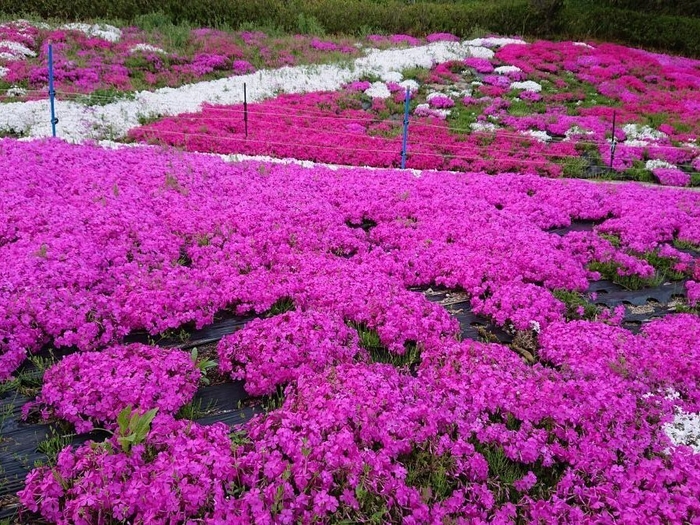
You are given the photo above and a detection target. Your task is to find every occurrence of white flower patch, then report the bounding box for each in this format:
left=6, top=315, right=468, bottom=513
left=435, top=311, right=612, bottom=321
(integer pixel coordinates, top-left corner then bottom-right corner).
left=464, top=37, right=527, bottom=48
left=522, top=130, right=551, bottom=142
left=622, top=123, right=668, bottom=142
left=494, top=65, right=522, bottom=74
left=0, top=40, right=37, bottom=60
left=645, top=159, right=676, bottom=170
left=364, top=82, right=391, bottom=99
left=0, top=66, right=7, bottom=79
left=624, top=139, right=650, bottom=147
left=380, top=71, right=403, bottom=83
left=399, top=79, right=420, bottom=92
left=471, top=122, right=498, bottom=132
left=6, top=86, right=27, bottom=97
left=510, top=81, right=542, bottom=92
left=573, top=42, right=595, bottom=49
left=664, top=408, right=700, bottom=453
left=130, top=43, right=167, bottom=54
left=61, top=23, right=122, bottom=42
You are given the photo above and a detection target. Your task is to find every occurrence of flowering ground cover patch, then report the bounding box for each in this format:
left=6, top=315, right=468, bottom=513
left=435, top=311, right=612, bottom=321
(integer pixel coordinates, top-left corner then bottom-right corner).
left=0, top=19, right=421, bottom=103
left=131, top=40, right=700, bottom=186
left=0, top=138, right=699, bottom=522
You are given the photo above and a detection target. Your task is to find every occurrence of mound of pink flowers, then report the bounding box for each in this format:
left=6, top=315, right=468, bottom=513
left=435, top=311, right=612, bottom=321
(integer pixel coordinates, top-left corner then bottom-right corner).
left=218, top=310, right=363, bottom=396
left=19, top=316, right=700, bottom=523
left=1, top=138, right=699, bottom=380
left=0, top=137, right=697, bottom=523
left=27, top=344, right=201, bottom=432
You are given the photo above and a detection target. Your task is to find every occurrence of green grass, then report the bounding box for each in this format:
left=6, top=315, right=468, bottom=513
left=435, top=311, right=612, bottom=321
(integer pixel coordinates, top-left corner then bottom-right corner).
left=446, top=101, right=486, bottom=135
left=559, top=156, right=588, bottom=178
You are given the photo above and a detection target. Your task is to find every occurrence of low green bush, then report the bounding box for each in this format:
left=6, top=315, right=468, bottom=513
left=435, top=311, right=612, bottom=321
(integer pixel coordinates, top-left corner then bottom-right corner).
left=0, top=0, right=698, bottom=57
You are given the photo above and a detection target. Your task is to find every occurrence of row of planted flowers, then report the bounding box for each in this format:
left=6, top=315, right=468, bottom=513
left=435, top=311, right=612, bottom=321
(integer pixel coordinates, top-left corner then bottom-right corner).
left=129, top=40, right=700, bottom=185
left=1, top=138, right=699, bottom=380
left=17, top=310, right=700, bottom=523
left=1, top=138, right=699, bottom=522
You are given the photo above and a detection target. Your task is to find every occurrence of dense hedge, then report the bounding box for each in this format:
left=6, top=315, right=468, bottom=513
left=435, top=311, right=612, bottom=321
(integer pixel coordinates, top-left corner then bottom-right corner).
left=562, top=3, right=700, bottom=57
left=0, top=0, right=698, bottom=57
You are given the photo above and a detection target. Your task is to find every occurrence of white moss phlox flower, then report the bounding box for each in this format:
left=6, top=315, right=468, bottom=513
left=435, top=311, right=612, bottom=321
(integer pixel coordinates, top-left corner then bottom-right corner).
left=510, top=81, right=542, bottom=92
left=664, top=407, right=700, bottom=453
left=380, top=71, right=403, bottom=83
left=61, top=23, right=122, bottom=42
left=0, top=40, right=37, bottom=59
left=523, top=130, right=552, bottom=142
left=364, top=82, right=392, bottom=99
left=623, top=123, right=668, bottom=142
left=645, top=159, right=676, bottom=170
left=494, top=65, right=522, bottom=74
left=464, top=37, right=527, bottom=48
left=130, top=43, right=167, bottom=54
left=471, top=122, right=498, bottom=132
left=399, top=79, right=420, bottom=92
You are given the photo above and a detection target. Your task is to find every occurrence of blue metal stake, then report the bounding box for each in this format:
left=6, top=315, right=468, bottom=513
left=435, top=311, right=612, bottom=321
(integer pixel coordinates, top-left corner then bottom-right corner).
left=48, top=44, right=57, bottom=137
left=401, top=87, right=410, bottom=169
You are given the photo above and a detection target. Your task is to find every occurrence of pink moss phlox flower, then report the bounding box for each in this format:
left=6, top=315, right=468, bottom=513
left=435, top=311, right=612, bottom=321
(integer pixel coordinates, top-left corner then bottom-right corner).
left=27, top=344, right=201, bottom=432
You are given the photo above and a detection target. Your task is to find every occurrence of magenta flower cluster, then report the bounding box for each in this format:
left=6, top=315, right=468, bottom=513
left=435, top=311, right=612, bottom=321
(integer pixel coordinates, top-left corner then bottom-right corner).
left=218, top=310, right=363, bottom=396
left=19, top=314, right=700, bottom=523
left=1, top=138, right=699, bottom=380
left=26, top=344, right=201, bottom=432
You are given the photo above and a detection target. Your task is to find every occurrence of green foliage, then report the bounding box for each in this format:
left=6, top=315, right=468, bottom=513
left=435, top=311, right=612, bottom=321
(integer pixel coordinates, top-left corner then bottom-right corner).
left=261, top=384, right=286, bottom=412
left=559, top=156, right=588, bottom=178
left=673, top=239, right=700, bottom=252
left=266, top=296, right=296, bottom=316
left=1, top=352, right=56, bottom=397
left=588, top=260, right=663, bottom=290
left=296, top=13, right=325, bottom=35
left=561, top=2, right=700, bottom=57
left=552, top=289, right=600, bottom=320
left=472, top=438, right=566, bottom=506
left=622, top=160, right=655, bottom=183
left=446, top=101, right=485, bottom=135
left=507, top=98, right=547, bottom=117
left=190, top=347, right=217, bottom=385
left=177, top=397, right=216, bottom=419
left=37, top=426, right=74, bottom=465
left=640, top=250, right=688, bottom=281
left=116, top=405, right=158, bottom=453
left=400, top=445, right=458, bottom=502
left=74, top=88, right=135, bottom=106
left=348, top=321, right=421, bottom=369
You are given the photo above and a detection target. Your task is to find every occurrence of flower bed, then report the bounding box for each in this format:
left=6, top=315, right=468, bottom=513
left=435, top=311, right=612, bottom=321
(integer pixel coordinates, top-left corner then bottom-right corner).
left=130, top=40, right=700, bottom=185
left=2, top=128, right=700, bottom=523
left=1, top=138, right=699, bottom=380
left=0, top=20, right=402, bottom=101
